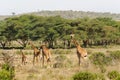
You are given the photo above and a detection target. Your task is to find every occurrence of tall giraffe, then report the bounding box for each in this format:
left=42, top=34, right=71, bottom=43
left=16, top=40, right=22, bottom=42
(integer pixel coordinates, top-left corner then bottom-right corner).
left=40, top=45, right=51, bottom=67
left=28, top=41, right=41, bottom=65
left=71, top=38, right=87, bottom=66
left=20, top=50, right=27, bottom=65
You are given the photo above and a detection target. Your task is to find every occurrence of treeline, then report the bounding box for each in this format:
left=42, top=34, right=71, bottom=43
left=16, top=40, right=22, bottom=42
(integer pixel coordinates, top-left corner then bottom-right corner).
left=0, top=15, right=120, bottom=49
left=32, top=10, right=120, bottom=20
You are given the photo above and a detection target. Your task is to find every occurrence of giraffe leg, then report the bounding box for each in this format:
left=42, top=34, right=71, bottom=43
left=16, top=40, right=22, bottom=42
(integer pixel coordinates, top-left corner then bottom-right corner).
left=77, top=52, right=81, bottom=66
left=36, top=56, right=38, bottom=63
left=45, top=55, right=49, bottom=67
left=42, top=54, right=44, bottom=67
left=33, top=56, right=35, bottom=65
left=38, top=54, right=42, bottom=67
left=24, top=58, right=26, bottom=65
left=22, top=57, right=23, bottom=65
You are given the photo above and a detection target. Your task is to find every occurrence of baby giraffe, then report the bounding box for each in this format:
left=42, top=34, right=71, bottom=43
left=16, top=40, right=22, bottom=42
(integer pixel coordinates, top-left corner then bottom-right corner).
left=20, top=50, right=27, bottom=65
left=71, top=38, right=87, bottom=66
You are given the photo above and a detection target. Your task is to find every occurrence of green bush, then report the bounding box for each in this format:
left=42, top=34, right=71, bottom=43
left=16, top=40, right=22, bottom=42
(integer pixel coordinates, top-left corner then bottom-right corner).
left=1, top=64, right=15, bottom=80
left=107, top=71, right=120, bottom=80
left=73, top=72, right=96, bottom=80
left=2, top=64, right=10, bottom=70
left=94, top=73, right=105, bottom=80
left=110, top=51, right=120, bottom=60
left=73, top=72, right=105, bottom=80
left=115, top=76, right=120, bottom=80
left=89, top=52, right=112, bottom=73
left=0, top=69, right=11, bottom=80
left=89, top=52, right=112, bottom=66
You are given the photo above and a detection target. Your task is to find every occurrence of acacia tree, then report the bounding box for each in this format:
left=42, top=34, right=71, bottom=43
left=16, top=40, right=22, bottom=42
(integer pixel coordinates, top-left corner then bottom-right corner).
left=0, top=21, right=9, bottom=48
left=14, top=15, right=32, bottom=48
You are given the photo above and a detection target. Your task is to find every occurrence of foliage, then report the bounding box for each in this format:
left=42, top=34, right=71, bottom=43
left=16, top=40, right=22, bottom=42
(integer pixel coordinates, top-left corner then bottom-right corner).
left=0, top=51, right=15, bottom=80
left=109, top=51, right=120, bottom=60
left=89, top=52, right=112, bottom=66
left=89, top=52, right=112, bottom=73
left=73, top=72, right=105, bottom=80
left=107, top=71, right=120, bottom=80
left=0, top=14, right=120, bottom=48
left=0, top=64, right=14, bottom=80
left=115, top=76, right=120, bottom=80
left=0, top=69, right=11, bottom=80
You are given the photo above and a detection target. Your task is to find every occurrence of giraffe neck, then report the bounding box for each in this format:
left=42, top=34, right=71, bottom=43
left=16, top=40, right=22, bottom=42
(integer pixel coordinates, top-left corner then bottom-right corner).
left=20, top=50, right=24, bottom=56
left=22, top=52, right=24, bottom=56
left=31, top=43, right=36, bottom=49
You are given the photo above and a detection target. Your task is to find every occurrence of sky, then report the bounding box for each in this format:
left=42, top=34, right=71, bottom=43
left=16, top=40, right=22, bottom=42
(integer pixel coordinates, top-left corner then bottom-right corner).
left=0, top=0, right=120, bottom=15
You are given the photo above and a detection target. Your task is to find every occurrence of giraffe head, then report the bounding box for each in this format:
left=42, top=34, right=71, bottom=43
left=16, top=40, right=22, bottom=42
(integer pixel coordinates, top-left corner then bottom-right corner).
left=71, top=38, right=79, bottom=47
left=40, top=45, right=47, bottom=49
left=28, top=41, right=31, bottom=45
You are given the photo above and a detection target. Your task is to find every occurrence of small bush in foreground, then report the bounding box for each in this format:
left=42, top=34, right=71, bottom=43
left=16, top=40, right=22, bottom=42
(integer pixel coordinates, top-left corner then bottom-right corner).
left=73, top=72, right=105, bottom=80
left=0, top=69, right=11, bottom=80
left=107, top=71, right=120, bottom=80
left=115, top=76, right=120, bottom=80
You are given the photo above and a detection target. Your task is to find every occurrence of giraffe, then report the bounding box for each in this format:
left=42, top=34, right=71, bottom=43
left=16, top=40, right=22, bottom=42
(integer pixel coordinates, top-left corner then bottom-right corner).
left=20, top=50, right=27, bottom=65
left=71, top=38, right=87, bottom=66
left=28, top=41, right=41, bottom=65
left=40, top=45, right=51, bottom=67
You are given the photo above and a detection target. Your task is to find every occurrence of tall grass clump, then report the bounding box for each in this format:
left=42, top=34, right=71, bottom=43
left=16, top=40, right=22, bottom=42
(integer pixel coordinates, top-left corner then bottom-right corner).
left=53, top=49, right=72, bottom=54
left=53, top=54, right=72, bottom=68
left=16, top=50, right=32, bottom=55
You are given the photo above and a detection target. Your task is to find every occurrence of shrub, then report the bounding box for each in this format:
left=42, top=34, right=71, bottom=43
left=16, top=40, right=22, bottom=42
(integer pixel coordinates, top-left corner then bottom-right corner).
left=73, top=72, right=96, bottom=80
left=55, top=54, right=66, bottom=62
left=2, top=63, right=10, bottom=70
left=53, top=62, right=64, bottom=68
left=0, top=69, right=11, bottom=80
left=53, top=54, right=72, bottom=68
left=73, top=72, right=105, bottom=80
left=1, top=63, right=15, bottom=80
left=110, top=51, right=120, bottom=60
left=94, top=73, right=105, bottom=80
left=115, top=76, right=120, bottom=80
left=89, top=52, right=112, bottom=73
left=0, top=52, right=15, bottom=80
left=89, top=52, right=112, bottom=66
left=107, top=71, right=120, bottom=80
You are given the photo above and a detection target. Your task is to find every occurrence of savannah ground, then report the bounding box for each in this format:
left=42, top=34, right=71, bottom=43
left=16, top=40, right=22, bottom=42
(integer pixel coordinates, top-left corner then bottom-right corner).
left=0, top=45, right=120, bottom=80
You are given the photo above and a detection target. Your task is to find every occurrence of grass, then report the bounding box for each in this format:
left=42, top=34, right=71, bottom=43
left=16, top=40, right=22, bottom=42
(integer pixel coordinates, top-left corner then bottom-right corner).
left=0, top=46, right=120, bottom=80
